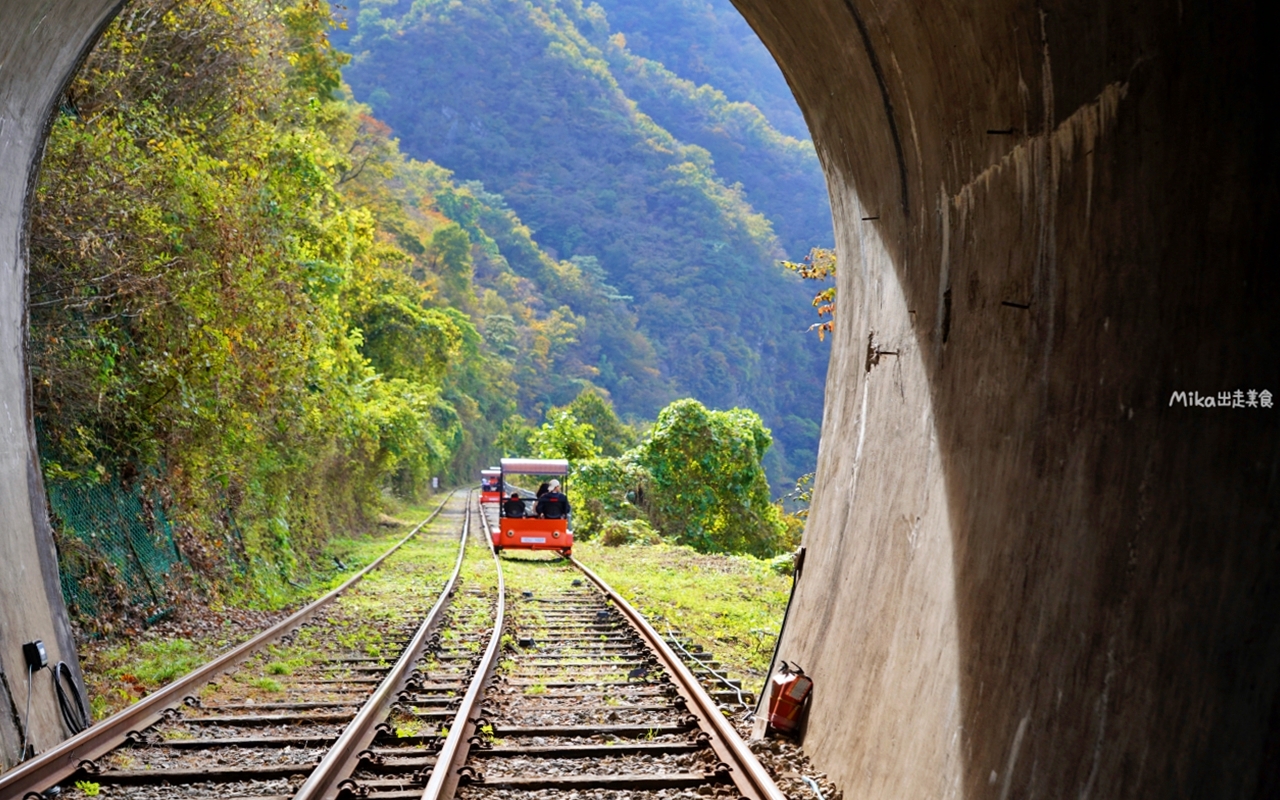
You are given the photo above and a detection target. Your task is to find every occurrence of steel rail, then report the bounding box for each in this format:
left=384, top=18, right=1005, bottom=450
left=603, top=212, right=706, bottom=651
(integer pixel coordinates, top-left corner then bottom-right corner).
left=293, top=491, right=473, bottom=800
left=570, top=555, right=787, bottom=800
left=423, top=500, right=783, bottom=800
left=420, top=495, right=506, bottom=800
left=0, top=491, right=458, bottom=800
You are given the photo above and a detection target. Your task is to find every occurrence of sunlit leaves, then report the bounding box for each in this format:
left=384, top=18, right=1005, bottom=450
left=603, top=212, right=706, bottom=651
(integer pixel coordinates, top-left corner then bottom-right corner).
left=781, top=247, right=836, bottom=340
left=635, top=398, right=785, bottom=557
left=282, top=0, right=352, bottom=100
left=529, top=408, right=601, bottom=461
left=30, top=0, right=462, bottom=591
left=561, top=387, right=636, bottom=456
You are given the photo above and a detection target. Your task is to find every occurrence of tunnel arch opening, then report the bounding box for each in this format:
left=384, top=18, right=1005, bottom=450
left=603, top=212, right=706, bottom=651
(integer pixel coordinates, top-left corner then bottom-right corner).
left=9, top=0, right=845, bottom=770
left=2, top=1, right=1278, bottom=797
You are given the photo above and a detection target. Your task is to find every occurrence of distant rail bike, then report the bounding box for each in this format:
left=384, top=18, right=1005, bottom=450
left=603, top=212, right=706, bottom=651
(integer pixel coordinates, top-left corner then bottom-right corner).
left=478, top=466, right=502, bottom=506
left=486, top=456, right=574, bottom=556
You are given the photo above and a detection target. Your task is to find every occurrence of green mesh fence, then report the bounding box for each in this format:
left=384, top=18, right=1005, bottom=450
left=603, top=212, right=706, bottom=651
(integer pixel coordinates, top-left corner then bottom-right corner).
left=47, top=477, right=180, bottom=624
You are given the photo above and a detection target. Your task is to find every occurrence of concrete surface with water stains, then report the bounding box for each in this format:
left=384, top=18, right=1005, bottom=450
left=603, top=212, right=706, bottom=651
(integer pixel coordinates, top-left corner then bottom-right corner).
left=731, top=0, right=1279, bottom=797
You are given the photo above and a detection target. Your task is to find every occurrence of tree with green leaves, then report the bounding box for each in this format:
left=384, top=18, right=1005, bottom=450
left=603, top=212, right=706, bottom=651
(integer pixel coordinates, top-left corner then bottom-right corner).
left=494, top=415, right=536, bottom=458
left=569, top=454, right=649, bottom=539
left=635, top=398, right=786, bottom=556
left=562, top=388, right=637, bottom=456
left=427, top=223, right=475, bottom=309
left=531, top=409, right=601, bottom=461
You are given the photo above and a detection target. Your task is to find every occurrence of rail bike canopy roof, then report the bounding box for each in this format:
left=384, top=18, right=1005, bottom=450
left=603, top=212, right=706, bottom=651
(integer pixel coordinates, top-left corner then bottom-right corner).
left=480, top=468, right=501, bottom=477
left=500, top=458, right=569, bottom=476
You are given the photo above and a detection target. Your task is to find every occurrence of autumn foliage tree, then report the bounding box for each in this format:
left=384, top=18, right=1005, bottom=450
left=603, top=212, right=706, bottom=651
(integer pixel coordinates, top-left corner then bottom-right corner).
left=781, top=247, right=837, bottom=339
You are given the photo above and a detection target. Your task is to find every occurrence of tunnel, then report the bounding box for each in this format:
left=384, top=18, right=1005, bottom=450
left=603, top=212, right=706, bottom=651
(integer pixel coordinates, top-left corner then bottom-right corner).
left=1, top=0, right=1277, bottom=795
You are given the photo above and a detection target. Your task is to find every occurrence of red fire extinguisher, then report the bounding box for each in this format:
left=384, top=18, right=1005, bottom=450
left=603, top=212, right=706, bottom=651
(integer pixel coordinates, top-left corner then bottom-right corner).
left=766, top=661, right=813, bottom=736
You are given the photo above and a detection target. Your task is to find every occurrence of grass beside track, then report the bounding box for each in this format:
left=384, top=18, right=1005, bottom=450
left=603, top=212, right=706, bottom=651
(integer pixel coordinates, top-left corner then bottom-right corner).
left=79, top=493, right=457, bottom=720
left=572, top=541, right=792, bottom=691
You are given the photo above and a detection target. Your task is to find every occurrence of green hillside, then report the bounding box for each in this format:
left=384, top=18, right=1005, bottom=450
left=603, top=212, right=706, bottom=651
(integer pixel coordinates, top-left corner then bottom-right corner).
left=338, top=0, right=829, bottom=482
left=598, top=38, right=831, bottom=259
left=589, top=0, right=809, bottom=141
left=29, top=0, right=689, bottom=603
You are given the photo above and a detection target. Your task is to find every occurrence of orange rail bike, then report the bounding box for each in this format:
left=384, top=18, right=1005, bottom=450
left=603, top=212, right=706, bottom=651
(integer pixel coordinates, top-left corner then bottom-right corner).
left=479, top=467, right=503, bottom=506
left=492, top=457, right=573, bottom=556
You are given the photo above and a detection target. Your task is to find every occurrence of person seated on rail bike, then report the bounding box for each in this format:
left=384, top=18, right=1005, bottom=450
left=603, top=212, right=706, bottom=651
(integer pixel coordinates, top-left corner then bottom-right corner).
left=535, top=481, right=550, bottom=499
left=534, top=479, right=570, bottom=519
left=503, top=492, right=527, bottom=518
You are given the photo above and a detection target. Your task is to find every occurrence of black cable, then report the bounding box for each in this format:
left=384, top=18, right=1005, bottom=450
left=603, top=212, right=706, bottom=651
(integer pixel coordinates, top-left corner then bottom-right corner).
left=20, top=663, right=34, bottom=761
left=53, top=662, right=91, bottom=734
left=664, top=624, right=753, bottom=715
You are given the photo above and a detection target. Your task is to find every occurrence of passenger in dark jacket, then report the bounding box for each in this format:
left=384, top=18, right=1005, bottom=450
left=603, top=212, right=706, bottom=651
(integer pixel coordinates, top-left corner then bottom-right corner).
left=503, top=493, right=527, bottom=518
left=534, top=479, right=570, bottom=519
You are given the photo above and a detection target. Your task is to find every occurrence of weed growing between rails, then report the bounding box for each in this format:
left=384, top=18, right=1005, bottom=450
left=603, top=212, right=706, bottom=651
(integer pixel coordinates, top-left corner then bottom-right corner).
left=499, top=552, right=584, bottom=596
left=573, top=541, right=791, bottom=687
left=138, top=523, right=460, bottom=716
left=77, top=497, right=461, bottom=721
left=498, top=552, right=582, bottom=638
left=351, top=501, right=503, bottom=790
left=447, top=550, right=781, bottom=800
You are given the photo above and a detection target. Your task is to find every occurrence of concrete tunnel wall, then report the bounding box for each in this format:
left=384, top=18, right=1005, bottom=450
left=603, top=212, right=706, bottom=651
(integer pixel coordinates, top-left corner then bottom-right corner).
left=0, top=0, right=122, bottom=770
left=728, top=0, right=1280, bottom=797
left=0, top=0, right=1277, bottom=793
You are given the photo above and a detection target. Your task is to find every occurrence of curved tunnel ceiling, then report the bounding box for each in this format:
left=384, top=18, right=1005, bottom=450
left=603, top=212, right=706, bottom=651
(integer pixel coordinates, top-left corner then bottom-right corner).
left=1, top=0, right=1277, bottom=793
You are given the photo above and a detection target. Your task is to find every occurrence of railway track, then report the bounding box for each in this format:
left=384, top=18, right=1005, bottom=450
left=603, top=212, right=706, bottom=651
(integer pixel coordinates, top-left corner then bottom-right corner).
left=406, top=500, right=786, bottom=800
left=3, top=492, right=785, bottom=800
left=0, top=492, right=468, bottom=800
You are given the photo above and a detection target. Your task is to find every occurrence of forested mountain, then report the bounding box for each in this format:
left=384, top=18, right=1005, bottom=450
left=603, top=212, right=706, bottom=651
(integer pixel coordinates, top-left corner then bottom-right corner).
left=589, top=0, right=808, bottom=141
left=336, top=0, right=831, bottom=483
left=600, top=41, right=830, bottom=260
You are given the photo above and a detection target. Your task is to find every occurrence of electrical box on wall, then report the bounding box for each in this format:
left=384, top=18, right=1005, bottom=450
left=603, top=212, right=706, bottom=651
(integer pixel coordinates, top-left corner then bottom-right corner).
left=22, top=640, right=47, bottom=670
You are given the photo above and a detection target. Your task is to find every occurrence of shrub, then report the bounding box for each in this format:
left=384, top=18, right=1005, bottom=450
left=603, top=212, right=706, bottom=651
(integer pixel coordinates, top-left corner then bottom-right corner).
left=569, top=456, right=650, bottom=538
left=600, top=519, right=661, bottom=547
left=636, top=399, right=787, bottom=556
